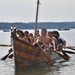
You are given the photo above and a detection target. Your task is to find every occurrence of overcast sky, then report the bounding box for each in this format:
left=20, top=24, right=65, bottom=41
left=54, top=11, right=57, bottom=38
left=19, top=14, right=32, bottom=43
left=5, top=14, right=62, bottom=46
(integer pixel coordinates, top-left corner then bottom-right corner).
left=0, top=0, right=75, bottom=22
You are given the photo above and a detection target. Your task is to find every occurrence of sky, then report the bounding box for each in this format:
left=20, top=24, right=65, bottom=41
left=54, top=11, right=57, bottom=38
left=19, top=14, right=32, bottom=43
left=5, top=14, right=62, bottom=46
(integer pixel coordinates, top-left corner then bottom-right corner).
left=0, top=0, right=75, bottom=23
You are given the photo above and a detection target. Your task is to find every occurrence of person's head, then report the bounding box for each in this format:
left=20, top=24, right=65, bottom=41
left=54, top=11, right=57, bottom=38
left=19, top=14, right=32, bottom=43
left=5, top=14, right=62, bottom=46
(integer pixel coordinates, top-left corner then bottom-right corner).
left=29, top=33, right=33, bottom=37
left=41, top=28, right=47, bottom=36
left=48, top=31, right=53, bottom=37
left=35, top=30, right=39, bottom=35
left=24, top=31, right=29, bottom=37
left=52, top=31, right=60, bottom=38
left=17, top=30, right=24, bottom=37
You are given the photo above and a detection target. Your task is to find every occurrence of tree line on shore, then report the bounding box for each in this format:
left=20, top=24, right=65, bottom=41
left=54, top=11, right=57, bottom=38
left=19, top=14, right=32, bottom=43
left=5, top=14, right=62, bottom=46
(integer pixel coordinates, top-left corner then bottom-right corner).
left=0, top=22, right=75, bottom=30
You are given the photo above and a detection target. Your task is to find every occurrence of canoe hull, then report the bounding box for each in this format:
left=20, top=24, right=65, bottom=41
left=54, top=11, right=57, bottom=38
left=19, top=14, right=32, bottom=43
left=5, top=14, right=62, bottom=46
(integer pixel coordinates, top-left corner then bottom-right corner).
left=14, top=39, right=43, bottom=67
left=12, top=28, right=60, bottom=67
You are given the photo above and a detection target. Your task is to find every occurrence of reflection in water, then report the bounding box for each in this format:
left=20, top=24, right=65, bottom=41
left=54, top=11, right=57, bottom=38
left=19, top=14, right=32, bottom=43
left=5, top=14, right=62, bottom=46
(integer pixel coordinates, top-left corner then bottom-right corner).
left=15, top=55, right=75, bottom=75
left=14, top=61, right=69, bottom=75
left=15, top=64, right=53, bottom=75
left=0, top=49, right=75, bottom=75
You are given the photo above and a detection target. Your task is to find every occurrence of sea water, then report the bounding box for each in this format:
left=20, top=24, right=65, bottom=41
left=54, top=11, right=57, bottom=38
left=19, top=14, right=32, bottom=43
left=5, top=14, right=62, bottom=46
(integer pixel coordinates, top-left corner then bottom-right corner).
left=0, top=29, right=75, bottom=75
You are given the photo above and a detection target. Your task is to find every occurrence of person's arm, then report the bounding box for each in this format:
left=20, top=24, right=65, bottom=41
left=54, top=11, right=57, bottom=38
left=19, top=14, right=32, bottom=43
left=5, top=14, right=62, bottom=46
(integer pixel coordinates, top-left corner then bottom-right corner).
left=53, top=37, right=59, bottom=50
left=60, top=37, right=66, bottom=48
left=49, top=38, right=56, bottom=51
left=63, top=40, right=66, bottom=48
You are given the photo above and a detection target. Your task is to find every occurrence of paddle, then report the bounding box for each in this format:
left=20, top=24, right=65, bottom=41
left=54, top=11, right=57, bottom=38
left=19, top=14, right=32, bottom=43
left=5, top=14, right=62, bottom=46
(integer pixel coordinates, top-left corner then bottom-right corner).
left=8, top=48, right=13, bottom=59
left=62, top=50, right=75, bottom=54
left=66, top=46, right=75, bottom=50
left=8, top=53, right=13, bottom=59
left=45, top=45, right=69, bottom=60
left=37, top=43, right=54, bottom=65
left=1, top=48, right=12, bottom=60
left=53, top=50, right=69, bottom=60
left=8, top=48, right=12, bottom=53
left=1, top=52, right=11, bottom=60
left=0, top=44, right=11, bottom=47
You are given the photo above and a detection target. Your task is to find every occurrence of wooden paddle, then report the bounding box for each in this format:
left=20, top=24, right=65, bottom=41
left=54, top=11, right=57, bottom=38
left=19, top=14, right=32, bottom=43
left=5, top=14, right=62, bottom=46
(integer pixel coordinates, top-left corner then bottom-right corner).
left=1, top=48, right=12, bottom=60
left=8, top=53, right=13, bottom=59
left=1, top=52, right=11, bottom=60
left=53, top=50, right=69, bottom=60
left=62, top=50, right=75, bottom=54
left=45, top=45, right=69, bottom=60
left=37, top=43, right=54, bottom=65
left=66, top=46, right=75, bottom=50
left=0, top=44, right=11, bottom=47
left=8, top=48, right=13, bottom=59
left=8, top=48, right=12, bottom=53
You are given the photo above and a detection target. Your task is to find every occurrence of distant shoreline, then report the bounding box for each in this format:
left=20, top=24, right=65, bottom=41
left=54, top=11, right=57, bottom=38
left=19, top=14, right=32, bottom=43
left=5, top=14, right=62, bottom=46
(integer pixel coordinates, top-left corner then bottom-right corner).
left=0, top=22, right=75, bottom=29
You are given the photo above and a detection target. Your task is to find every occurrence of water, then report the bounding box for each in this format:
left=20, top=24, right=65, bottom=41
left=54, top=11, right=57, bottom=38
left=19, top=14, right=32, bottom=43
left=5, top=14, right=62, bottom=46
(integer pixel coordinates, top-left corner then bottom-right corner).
left=0, top=29, right=75, bottom=75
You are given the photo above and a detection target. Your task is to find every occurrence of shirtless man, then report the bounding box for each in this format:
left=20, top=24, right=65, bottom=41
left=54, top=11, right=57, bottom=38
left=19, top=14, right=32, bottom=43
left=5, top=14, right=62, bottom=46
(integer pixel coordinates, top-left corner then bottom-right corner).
left=40, top=28, right=56, bottom=51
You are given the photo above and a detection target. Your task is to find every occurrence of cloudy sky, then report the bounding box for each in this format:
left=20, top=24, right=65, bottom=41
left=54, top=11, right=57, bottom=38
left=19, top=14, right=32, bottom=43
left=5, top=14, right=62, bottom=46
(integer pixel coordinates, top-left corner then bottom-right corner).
left=0, top=0, right=75, bottom=22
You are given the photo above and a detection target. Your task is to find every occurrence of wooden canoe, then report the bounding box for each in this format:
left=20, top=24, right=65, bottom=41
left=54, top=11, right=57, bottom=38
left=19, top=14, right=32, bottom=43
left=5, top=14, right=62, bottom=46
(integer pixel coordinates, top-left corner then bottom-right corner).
left=11, top=28, right=60, bottom=67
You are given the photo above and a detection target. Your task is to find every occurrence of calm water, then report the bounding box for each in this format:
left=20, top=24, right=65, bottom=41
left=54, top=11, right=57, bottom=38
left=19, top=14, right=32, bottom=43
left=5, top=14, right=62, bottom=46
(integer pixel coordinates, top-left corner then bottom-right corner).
left=0, top=29, right=75, bottom=75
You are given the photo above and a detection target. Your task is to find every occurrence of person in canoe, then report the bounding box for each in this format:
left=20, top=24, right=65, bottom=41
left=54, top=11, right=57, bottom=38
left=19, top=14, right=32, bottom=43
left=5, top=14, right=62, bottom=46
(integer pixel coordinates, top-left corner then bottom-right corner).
left=35, top=30, right=40, bottom=38
left=16, top=30, right=26, bottom=42
left=48, top=31, right=58, bottom=50
left=40, top=28, right=56, bottom=51
left=33, top=28, right=56, bottom=52
left=24, top=31, right=31, bottom=43
left=52, top=30, right=69, bottom=57
left=29, top=33, right=34, bottom=44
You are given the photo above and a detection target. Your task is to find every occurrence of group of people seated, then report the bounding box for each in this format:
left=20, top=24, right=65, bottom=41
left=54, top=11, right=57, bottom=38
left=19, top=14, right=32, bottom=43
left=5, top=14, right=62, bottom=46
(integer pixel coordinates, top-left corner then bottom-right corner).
left=16, top=28, right=66, bottom=53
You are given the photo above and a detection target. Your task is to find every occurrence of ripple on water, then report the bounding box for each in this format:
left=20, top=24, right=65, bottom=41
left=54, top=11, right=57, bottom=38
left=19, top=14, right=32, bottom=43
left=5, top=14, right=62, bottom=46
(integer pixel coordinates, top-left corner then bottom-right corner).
left=0, top=59, right=15, bottom=75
